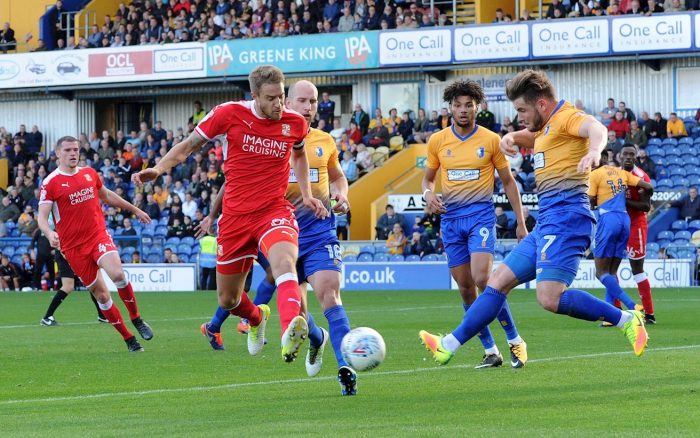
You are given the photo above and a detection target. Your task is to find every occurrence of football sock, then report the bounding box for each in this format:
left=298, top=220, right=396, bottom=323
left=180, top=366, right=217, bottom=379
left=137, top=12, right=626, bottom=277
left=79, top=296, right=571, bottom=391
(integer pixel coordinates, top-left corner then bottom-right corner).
left=98, top=298, right=133, bottom=340
left=88, top=292, right=106, bottom=319
left=496, top=300, right=520, bottom=342
left=253, top=278, right=276, bottom=306
left=115, top=280, right=140, bottom=320
left=616, top=310, right=633, bottom=328
left=276, top=273, right=301, bottom=333
left=462, top=302, right=496, bottom=350
left=600, top=274, right=636, bottom=309
left=452, top=287, right=506, bottom=345
left=634, top=273, right=654, bottom=314
left=556, top=289, right=623, bottom=325
left=307, top=312, right=324, bottom=348
left=324, top=305, right=351, bottom=367
left=44, top=290, right=68, bottom=319
left=442, top=334, right=461, bottom=353
left=209, top=306, right=230, bottom=333
left=228, top=293, right=262, bottom=327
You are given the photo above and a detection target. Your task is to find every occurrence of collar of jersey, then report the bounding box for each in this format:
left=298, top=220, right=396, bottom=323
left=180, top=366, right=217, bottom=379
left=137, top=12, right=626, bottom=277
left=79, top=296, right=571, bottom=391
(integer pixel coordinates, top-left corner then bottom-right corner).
left=249, top=100, right=266, bottom=120
left=450, top=124, right=478, bottom=142
left=58, top=167, right=80, bottom=176
left=543, top=99, right=566, bottom=126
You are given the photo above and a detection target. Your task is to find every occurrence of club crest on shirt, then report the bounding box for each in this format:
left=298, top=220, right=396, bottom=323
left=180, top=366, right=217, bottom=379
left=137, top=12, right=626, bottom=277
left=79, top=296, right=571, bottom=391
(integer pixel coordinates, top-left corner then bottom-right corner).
left=282, top=124, right=291, bottom=136
left=476, top=147, right=485, bottom=158
left=85, top=173, right=92, bottom=181
left=315, top=146, right=323, bottom=157
left=543, top=125, right=551, bottom=136
left=446, top=149, right=453, bottom=157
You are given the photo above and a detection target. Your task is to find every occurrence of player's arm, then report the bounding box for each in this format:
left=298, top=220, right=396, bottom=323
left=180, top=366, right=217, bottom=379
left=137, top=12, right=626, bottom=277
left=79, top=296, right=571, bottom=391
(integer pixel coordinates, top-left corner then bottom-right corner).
left=37, top=202, right=59, bottom=249
left=626, top=173, right=654, bottom=212
left=292, top=144, right=329, bottom=219
left=328, top=162, right=350, bottom=214
left=195, top=181, right=225, bottom=239
left=496, top=166, right=527, bottom=240
left=98, top=186, right=151, bottom=224
left=576, top=118, right=608, bottom=172
left=500, top=129, right=536, bottom=157
left=132, top=131, right=208, bottom=185
left=587, top=170, right=599, bottom=209
left=422, top=136, right=446, bottom=214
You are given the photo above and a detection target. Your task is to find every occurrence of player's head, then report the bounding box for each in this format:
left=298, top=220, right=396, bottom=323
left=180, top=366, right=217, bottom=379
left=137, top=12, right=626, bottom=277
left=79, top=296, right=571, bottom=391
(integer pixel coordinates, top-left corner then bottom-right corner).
left=249, top=65, right=285, bottom=120
left=620, top=143, right=638, bottom=171
left=598, top=149, right=610, bottom=167
left=443, top=79, right=484, bottom=130
left=55, top=135, right=80, bottom=170
left=286, top=80, right=318, bottom=124
left=506, top=70, right=556, bottom=132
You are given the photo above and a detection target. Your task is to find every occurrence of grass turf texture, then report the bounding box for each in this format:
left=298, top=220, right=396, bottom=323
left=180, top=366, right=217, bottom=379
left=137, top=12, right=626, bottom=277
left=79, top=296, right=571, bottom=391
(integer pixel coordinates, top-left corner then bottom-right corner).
left=1, top=288, right=699, bottom=437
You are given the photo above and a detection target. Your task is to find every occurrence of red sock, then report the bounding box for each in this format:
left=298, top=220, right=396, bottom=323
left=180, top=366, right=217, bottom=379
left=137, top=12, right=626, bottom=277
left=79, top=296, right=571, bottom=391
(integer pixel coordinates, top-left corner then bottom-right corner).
left=637, top=278, right=654, bottom=314
left=117, top=282, right=140, bottom=320
left=101, top=302, right=134, bottom=340
left=613, top=298, right=622, bottom=309
left=228, top=293, right=262, bottom=326
left=277, top=277, right=301, bottom=334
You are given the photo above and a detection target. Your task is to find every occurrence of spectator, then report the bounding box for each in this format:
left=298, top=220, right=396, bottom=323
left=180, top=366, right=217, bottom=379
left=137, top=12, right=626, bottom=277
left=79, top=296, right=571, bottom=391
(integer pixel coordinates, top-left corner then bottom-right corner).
left=0, top=22, right=17, bottom=53
left=509, top=168, right=524, bottom=192
left=318, top=92, right=335, bottom=126
left=386, top=223, right=407, bottom=255
left=475, top=101, right=496, bottom=132
left=355, top=143, right=374, bottom=173
left=352, top=104, right=370, bottom=135
left=323, top=0, right=342, bottom=28
left=636, top=148, right=656, bottom=179
left=120, top=217, right=139, bottom=248
left=419, top=13, right=434, bottom=27
left=131, top=251, right=141, bottom=263
left=495, top=206, right=510, bottom=238
left=645, top=0, right=665, bottom=14
left=437, top=108, right=451, bottom=129
left=521, top=206, right=537, bottom=232
left=606, top=130, right=623, bottom=155
left=667, top=112, right=687, bottom=138
left=598, top=98, right=617, bottom=124
left=410, top=216, right=425, bottom=235
left=31, top=39, right=48, bottom=52
left=329, top=119, right=345, bottom=144
left=364, top=5, right=381, bottom=30
left=398, top=111, right=414, bottom=143
left=0, top=254, right=20, bottom=291
left=340, top=151, right=359, bottom=183
left=18, top=253, right=34, bottom=289
left=144, top=193, right=161, bottom=219
left=348, top=121, right=363, bottom=146
left=646, top=112, right=667, bottom=139
left=413, top=108, right=431, bottom=143
left=366, top=117, right=390, bottom=147
left=336, top=210, right=350, bottom=240
left=376, top=204, right=404, bottom=240
left=665, top=0, right=686, bottom=11
left=625, top=120, right=648, bottom=149
left=0, top=196, right=20, bottom=223
left=167, top=218, right=186, bottom=238
left=163, top=248, right=175, bottom=263
left=627, top=0, right=644, bottom=13
left=199, top=233, right=217, bottom=289
left=574, top=99, right=592, bottom=115
left=547, top=0, right=568, bottom=18
left=668, top=186, right=700, bottom=220
left=492, top=8, right=506, bottom=23
left=618, top=101, right=636, bottom=123
left=404, top=231, right=434, bottom=257
left=25, top=125, right=43, bottom=158
left=608, top=111, right=630, bottom=139
left=380, top=5, right=396, bottom=29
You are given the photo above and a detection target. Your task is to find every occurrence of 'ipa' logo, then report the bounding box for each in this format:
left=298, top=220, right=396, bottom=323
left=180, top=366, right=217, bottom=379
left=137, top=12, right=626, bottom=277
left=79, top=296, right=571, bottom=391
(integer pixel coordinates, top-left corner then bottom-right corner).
left=344, top=35, right=372, bottom=65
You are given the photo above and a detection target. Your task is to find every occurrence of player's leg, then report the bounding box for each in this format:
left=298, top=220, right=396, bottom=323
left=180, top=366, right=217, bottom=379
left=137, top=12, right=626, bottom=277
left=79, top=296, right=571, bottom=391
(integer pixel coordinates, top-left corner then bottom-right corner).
left=253, top=253, right=277, bottom=306
left=594, top=214, right=637, bottom=310
left=596, top=256, right=637, bottom=310
left=629, top=223, right=655, bottom=323
left=203, top=264, right=255, bottom=349
left=99, top=251, right=153, bottom=341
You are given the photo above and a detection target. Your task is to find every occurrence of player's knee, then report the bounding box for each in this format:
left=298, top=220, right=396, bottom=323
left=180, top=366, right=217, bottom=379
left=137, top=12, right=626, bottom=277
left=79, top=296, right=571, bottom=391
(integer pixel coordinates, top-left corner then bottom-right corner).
left=536, top=290, right=561, bottom=313
left=459, top=285, right=477, bottom=304
left=473, top=273, right=489, bottom=291
left=111, top=271, right=126, bottom=285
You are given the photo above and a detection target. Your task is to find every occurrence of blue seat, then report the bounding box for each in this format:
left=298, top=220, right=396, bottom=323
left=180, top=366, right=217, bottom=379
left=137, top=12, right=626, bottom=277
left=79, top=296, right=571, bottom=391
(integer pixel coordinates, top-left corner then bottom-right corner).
left=694, top=135, right=700, bottom=144
left=646, top=145, right=662, bottom=156
left=679, top=136, right=694, bottom=145
left=2, top=247, right=16, bottom=257
left=178, top=254, right=189, bottom=263
left=421, top=254, right=439, bottom=262
left=405, top=254, right=421, bottom=262
left=671, top=220, right=688, bottom=231
left=121, top=254, right=131, bottom=263
left=657, top=239, right=671, bottom=249
left=673, top=177, right=690, bottom=188
left=374, top=245, right=389, bottom=254
left=647, top=138, right=662, bottom=146
left=141, top=236, right=153, bottom=246
left=389, top=254, right=404, bottom=262
left=688, top=220, right=700, bottom=232
left=663, top=138, right=679, bottom=146
left=11, top=254, right=22, bottom=265
left=436, top=253, right=447, bottom=261
left=158, top=217, right=169, bottom=226
left=154, top=226, right=168, bottom=237
left=494, top=243, right=506, bottom=254
left=357, top=253, right=373, bottom=262
left=494, top=253, right=504, bottom=261
left=373, top=253, right=389, bottom=262
left=666, top=156, right=683, bottom=165
left=656, top=230, right=674, bottom=241
left=181, top=236, right=195, bottom=246
left=669, top=167, right=686, bottom=177
left=344, top=255, right=357, bottom=262
left=146, top=254, right=162, bottom=263
left=656, top=168, right=669, bottom=179
left=679, top=145, right=694, bottom=155
left=166, top=237, right=180, bottom=246
left=656, top=178, right=673, bottom=189
left=683, top=116, right=697, bottom=123
left=684, top=165, right=699, bottom=176
left=177, top=244, right=192, bottom=255
left=9, top=229, right=20, bottom=237
left=646, top=242, right=660, bottom=254
left=191, top=243, right=201, bottom=253
left=360, top=245, right=375, bottom=254
left=675, top=230, right=692, bottom=241
left=121, top=246, right=136, bottom=255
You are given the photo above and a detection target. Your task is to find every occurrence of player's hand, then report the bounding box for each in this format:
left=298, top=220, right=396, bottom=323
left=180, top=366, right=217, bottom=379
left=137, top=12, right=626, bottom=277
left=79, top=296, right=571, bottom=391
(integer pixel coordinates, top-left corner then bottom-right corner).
left=48, top=231, right=60, bottom=250
left=515, top=223, right=528, bottom=241
left=194, top=216, right=214, bottom=239
left=134, top=209, right=151, bottom=224
left=577, top=151, right=600, bottom=173
left=132, top=168, right=162, bottom=186
left=425, top=191, right=446, bottom=214
left=499, top=133, right=518, bottom=157
left=331, top=193, right=350, bottom=214
left=303, top=197, right=329, bottom=219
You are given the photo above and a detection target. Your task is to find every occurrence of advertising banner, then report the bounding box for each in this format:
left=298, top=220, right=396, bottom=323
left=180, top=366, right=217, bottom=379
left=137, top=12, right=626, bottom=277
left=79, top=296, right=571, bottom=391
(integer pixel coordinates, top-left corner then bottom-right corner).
left=531, top=18, right=610, bottom=58
left=378, top=28, right=451, bottom=66
left=103, top=264, right=197, bottom=292
left=207, top=32, right=378, bottom=76
left=696, top=13, right=700, bottom=48
left=454, top=24, right=529, bottom=62
left=611, top=14, right=693, bottom=53
left=341, top=262, right=452, bottom=291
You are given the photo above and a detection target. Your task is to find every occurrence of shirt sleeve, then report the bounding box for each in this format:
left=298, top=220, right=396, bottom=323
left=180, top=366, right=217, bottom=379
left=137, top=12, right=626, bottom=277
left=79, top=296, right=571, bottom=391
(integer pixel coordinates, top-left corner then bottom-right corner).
left=564, top=109, right=592, bottom=137
left=625, top=171, right=641, bottom=187
left=195, top=104, right=232, bottom=140
left=491, top=135, right=509, bottom=170
left=39, top=180, right=54, bottom=205
left=425, top=133, right=440, bottom=170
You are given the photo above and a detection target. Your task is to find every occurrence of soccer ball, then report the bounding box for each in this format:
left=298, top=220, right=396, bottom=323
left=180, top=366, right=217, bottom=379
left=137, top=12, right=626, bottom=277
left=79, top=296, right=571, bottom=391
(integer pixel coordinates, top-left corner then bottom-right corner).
left=341, top=327, right=386, bottom=372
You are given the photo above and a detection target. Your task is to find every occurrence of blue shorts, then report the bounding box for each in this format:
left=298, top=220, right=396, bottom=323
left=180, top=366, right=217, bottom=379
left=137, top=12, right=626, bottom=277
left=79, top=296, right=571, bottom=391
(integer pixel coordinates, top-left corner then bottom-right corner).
left=593, top=212, right=630, bottom=259
left=256, top=232, right=342, bottom=283
left=504, top=210, right=594, bottom=286
left=441, top=209, right=496, bottom=268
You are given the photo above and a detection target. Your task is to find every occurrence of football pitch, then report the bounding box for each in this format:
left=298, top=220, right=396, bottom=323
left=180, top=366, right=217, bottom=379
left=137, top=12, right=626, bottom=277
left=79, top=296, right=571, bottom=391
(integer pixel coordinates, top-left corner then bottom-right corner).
left=1, top=288, right=699, bottom=437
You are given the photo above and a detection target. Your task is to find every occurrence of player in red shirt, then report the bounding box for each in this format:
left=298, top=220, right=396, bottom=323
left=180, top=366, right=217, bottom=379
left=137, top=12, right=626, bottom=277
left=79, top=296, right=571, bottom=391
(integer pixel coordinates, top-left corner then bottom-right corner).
left=133, top=65, right=328, bottom=361
left=37, top=136, right=154, bottom=352
left=620, top=144, right=656, bottom=324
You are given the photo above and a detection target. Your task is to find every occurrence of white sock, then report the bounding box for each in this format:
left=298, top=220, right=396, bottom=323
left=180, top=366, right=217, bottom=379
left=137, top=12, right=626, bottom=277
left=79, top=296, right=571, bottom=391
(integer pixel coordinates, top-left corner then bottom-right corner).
left=616, top=311, right=633, bottom=328
left=484, top=346, right=500, bottom=355
left=508, top=335, right=524, bottom=345
left=442, top=334, right=462, bottom=353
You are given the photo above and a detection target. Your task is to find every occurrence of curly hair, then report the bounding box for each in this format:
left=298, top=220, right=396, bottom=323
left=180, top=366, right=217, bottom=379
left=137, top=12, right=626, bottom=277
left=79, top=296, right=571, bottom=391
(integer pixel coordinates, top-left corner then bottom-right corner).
left=442, top=80, right=485, bottom=105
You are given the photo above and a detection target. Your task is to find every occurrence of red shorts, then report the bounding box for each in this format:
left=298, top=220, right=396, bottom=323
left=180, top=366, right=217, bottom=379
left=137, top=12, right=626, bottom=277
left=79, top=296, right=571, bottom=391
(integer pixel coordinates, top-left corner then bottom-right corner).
left=62, top=232, right=118, bottom=288
left=216, top=206, right=299, bottom=274
left=626, top=218, right=648, bottom=260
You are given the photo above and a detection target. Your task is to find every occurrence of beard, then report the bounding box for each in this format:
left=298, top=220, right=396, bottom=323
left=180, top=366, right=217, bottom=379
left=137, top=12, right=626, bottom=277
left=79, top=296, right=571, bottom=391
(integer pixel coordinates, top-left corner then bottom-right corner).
left=527, top=110, right=545, bottom=132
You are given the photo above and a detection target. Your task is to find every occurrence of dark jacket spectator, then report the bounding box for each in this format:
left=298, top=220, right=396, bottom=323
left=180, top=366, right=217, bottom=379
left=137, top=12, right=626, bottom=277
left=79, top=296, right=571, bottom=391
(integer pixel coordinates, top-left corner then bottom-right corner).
left=636, top=150, right=656, bottom=179
left=1, top=22, right=17, bottom=53
left=376, top=205, right=405, bottom=240
left=352, top=105, right=370, bottom=135
left=404, top=232, right=434, bottom=257
left=476, top=103, right=496, bottom=131
left=645, top=113, right=667, bottom=139
left=670, top=187, right=700, bottom=220
left=523, top=207, right=537, bottom=232
left=546, top=0, right=568, bottom=18
left=364, top=6, right=381, bottom=30
left=495, top=207, right=510, bottom=238
left=0, top=196, right=21, bottom=222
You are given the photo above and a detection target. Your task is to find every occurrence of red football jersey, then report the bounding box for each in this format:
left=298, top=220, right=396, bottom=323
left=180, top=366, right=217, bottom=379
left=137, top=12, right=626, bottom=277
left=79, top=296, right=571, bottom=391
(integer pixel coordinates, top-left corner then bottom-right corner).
left=39, top=167, right=106, bottom=251
left=626, top=165, right=651, bottom=223
left=195, top=100, right=308, bottom=215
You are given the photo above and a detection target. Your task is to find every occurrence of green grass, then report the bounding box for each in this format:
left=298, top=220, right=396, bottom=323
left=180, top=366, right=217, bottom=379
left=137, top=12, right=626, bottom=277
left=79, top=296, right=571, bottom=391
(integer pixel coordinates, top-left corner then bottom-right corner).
left=1, top=288, right=699, bottom=437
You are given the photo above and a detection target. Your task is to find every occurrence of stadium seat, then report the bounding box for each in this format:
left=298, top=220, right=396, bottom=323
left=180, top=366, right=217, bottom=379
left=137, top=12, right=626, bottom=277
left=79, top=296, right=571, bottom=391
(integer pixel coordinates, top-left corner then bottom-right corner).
left=158, top=217, right=169, bottom=226
left=404, top=254, right=421, bottom=262
left=121, top=246, right=136, bottom=255
left=344, top=255, right=357, bottom=262
left=671, top=220, right=688, bottom=231
left=673, top=177, right=690, bottom=188
left=147, top=254, right=163, bottom=263
left=360, top=245, right=375, bottom=254
left=436, top=253, right=447, bottom=261
left=674, top=230, right=692, bottom=241
left=669, top=167, right=686, bottom=178
left=373, top=253, right=389, bottom=262
left=656, top=230, right=674, bottom=241
left=141, top=236, right=153, bottom=246
left=10, top=229, right=21, bottom=237
left=657, top=239, right=671, bottom=249
left=494, top=253, right=504, bottom=261
left=2, top=247, right=16, bottom=257
left=181, top=237, right=195, bottom=246
left=646, top=145, right=662, bottom=156
left=655, top=178, right=673, bottom=190
left=494, top=243, right=505, bottom=254
left=154, top=226, right=168, bottom=237
left=357, top=253, right=373, bottom=262
left=153, top=236, right=166, bottom=246
left=11, top=255, right=22, bottom=265
left=662, top=138, right=678, bottom=146
left=177, top=244, right=192, bottom=255
left=191, top=243, right=201, bottom=253
left=647, top=138, right=662, bottom=146
left=374, top=245, right=388, bottom=254
left=679, top=136, right=694, bottom=145
left=646, top=242, right=660, bottom=254
left=166, top=237, right=180, bottom=246
left=389, top=254, right=404, bottom=262
left=421, top=254, right=439, bottom=262
left=656, top=168, right=669, bottom=179
left=121, top=254, right=131, bottom=263
left=691, top=230, right=700, bottom=246
left=688, top=220, right=700, bottom=232
left=179, top=254, right=189, bottom=263
left=671, top=239, right=689, bottom=247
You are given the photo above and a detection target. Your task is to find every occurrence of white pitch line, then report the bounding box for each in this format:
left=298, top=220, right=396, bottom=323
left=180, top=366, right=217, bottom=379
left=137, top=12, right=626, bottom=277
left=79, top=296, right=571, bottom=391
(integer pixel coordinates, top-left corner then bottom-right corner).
left=2, top=344, right=698, bottom=406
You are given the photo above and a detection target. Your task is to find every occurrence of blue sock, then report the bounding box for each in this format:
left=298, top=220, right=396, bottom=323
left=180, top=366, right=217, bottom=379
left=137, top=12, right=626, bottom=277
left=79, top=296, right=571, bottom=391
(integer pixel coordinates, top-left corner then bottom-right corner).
left=604, top=289, right=615, bottom=305
left=452, top=287, right=506, bottom=345
left=557, top=289, right=623, bottom=324
left=463, top=302, right=496, bottom=349
left=324, top=305, right=351, bottom=367
left=209, top=306, right=230, bottom=333
left=253, top=278, right=276, bottom=306
left=600, top=274, right=636, bottom=309
left=307, top=311, right=324, bottom=348
left=496, top=300, right=520, bottom=341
